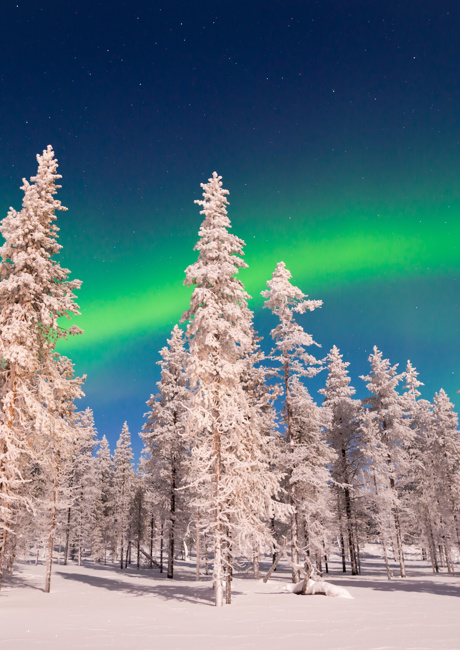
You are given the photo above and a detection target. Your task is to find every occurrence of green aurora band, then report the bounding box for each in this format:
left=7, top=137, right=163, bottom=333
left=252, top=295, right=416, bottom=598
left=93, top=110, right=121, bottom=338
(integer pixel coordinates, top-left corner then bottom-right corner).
left=59, top=197, right=460, bottom=354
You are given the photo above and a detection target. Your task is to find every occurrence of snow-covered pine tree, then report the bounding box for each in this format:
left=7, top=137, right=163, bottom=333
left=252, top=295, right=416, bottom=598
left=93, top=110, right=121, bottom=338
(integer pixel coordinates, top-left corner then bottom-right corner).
left=261, top=261, right=323, bottom=582
left=182, top=172, right=283, bottom=606
left=0, top=146, right=82, bottom=587
left=113, top=422, right=134, bottom=569
left=360, top=346, right=413, bottom=579
left=141, top=325, right=190, bottom=579
left=319, top=346, right=362, bottom=574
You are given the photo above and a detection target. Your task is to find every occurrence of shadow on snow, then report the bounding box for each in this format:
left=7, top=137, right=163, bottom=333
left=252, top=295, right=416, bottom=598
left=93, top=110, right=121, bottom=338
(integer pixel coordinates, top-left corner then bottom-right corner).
left=55, top=565, right=242, bottom=606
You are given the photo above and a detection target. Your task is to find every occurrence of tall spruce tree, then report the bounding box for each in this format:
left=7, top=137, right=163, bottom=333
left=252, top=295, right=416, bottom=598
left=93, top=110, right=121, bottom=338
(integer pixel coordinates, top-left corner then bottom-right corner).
left=113, top=422, right=134, bottom=569
left=42, top=355, right=84, bottom=592
left=262, top=261, right=323, bottom=582
left=182, top=172, right=283, bottom=606
left=360, top=346, right=413, bottom=579
left=0, top=146, right=82, bottom=587
left=319, top=346, right=362, bottom=574
left=92, top=436, right=115, bottom=564
left=430, top=390, right=460, bottom=556
left=142, top=325, right=189, bottom=579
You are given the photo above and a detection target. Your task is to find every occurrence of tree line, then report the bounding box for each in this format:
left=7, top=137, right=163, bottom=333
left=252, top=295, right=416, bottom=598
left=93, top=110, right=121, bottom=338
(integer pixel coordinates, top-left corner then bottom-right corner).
left=0, top=150, right=459, bottom=606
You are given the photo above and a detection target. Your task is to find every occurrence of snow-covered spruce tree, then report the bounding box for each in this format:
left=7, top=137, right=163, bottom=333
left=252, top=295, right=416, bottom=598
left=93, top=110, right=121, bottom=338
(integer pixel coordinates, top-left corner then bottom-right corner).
left=319, top=346, right=362, bottom=574
left=0, top=146, right=82, bottom=587
left=239, top=328, right=282, bottom=580
left=40, top=354, right=85, bottom=592
left=113, top=422, right=134, bottom=569
left=399, top=365, right=455, bottom=573
left=360, top=347, right=413, bottom=579
left=182, top=172, right=283, bottom=607
left=261, top=261, right=324, bottom=582
left=136, top=447, right=164, bottom=571
left=63, top=408, right=97, bottom=566
left=141, top=325, right=190, bottom=579
left=91, top=435, right=115, bottom=564
left=127, top=466, right=149, bottom=570
left=429, top=390, right=460, bottom=558
left=287, top=376, right=335, bottom=574
left=398, top=363, right=438, bottom=571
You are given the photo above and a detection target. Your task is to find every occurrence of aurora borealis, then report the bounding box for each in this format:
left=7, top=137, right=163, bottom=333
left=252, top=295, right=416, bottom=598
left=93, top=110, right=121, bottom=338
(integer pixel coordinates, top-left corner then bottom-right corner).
left=1, top=2, right=459, bottom=454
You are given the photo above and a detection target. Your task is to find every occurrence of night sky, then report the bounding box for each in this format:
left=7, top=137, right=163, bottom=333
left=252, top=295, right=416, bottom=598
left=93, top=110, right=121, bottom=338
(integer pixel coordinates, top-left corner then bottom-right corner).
left=1, top=1, right=459, bottom=456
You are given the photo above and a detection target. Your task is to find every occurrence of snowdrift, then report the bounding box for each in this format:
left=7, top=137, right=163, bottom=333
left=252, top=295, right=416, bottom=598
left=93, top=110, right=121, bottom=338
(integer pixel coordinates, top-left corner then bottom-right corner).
left=285, top=578, right=353, bottom=599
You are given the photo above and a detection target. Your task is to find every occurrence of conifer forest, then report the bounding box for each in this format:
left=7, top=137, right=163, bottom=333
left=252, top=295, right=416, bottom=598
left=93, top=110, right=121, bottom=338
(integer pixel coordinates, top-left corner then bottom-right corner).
left=1, top=147, right=459, bottom=612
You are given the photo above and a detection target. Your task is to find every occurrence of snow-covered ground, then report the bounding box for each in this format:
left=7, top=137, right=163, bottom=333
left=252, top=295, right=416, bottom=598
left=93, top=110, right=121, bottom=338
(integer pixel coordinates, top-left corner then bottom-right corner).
left=1, top=549, right=460, bottom=650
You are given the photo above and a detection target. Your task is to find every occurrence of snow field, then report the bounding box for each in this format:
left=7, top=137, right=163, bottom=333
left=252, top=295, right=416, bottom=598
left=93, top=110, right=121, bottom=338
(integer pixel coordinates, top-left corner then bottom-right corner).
left=1, top=552, right=460, bottom=650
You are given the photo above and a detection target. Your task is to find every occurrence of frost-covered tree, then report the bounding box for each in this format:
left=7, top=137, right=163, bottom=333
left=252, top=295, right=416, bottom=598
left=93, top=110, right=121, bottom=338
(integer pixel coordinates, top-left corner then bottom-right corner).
left=182, top=172, right=283, bottom=606
left=113, top=422, right=134, bottom=569
left=262, top=261, right=323, bottom=582
left=360, top=347, right=413, bottom=579
left=0, top=146, right=82, bottom=587
left=142, top=325, right=190, bottom=579
left=319, top=346, right=362, bottom=574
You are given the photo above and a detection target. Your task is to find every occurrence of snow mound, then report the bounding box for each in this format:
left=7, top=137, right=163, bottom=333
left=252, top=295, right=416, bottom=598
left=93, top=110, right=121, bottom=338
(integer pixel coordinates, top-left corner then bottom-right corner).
left=285, top=578, right=353, bottom=599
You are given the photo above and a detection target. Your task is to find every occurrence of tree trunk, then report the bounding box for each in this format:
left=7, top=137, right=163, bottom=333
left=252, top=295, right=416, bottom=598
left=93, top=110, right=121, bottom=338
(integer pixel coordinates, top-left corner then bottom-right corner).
left=344, top=487, right=358, bottom=575
left=323, top=542, right=329, bottom=574
left=390, top=480, right=406, bottom=577
left=271, top=517, right=277, bottom=566
left=426, top=514, right=439, bottom=574
left=204, top=533, right=209, bottom=576
left=160, top=521, right=164, bottom=573
left=0, top=527, right=8, bottom=590
left=196, top=510, right=200, bottom=582
left=263, top=537, right=287, bottom=583
left=149, top=514, right=154, bottom=569
left=253, top=546, right=260, bottom=580
left=78, top=497, right=83, bottom=566
left=289, top=485, right=300, bottom=583
left=0, top=373, right=17, bottom=590
left=64, top=506, right=71, bottom=565
left=213, top=517, right=224, bottom=607
left=119, top=480, right=125, bottom=570
left=337, top=492, right=346, bottom=573
left=167, top=463, right=176, bottom=579
left=355, top=525, right=361, bottom=574
left=381, top=530, right=392, bottom=581
left=299, top=558, right=313, bottom=595
left=45, top=450, right=61, bottom=593
left=136, top=494, right=142, bottom=570
left=225, top=527, right=232, bottom=605
left=341, top=448, right=358, bottom=575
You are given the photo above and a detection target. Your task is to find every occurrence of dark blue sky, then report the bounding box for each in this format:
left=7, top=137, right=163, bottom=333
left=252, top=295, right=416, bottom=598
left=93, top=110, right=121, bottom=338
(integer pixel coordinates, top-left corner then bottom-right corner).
left=1, top=1, right=459, bottom=455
